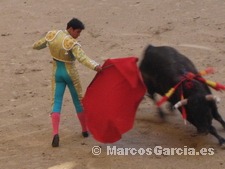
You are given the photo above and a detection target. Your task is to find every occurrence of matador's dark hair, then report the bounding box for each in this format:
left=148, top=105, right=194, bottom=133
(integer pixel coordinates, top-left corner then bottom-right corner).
left=67, top=18, right=85, bottom=30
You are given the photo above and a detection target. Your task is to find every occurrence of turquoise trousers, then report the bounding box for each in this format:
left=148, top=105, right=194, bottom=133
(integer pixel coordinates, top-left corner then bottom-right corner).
left=51, top=60, right=83, bottom=113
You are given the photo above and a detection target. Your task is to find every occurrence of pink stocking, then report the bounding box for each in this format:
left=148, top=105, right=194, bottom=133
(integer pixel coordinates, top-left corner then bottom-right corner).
left=51, top=112, right=60, bottom=135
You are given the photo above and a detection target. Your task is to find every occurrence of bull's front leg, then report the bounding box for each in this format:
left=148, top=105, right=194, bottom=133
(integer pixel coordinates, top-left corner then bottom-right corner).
left=210, top=103, right=225, bottom=129
left=153, top=94, right=166, bottom=119
left=209, top=125, right=225, bottom=148
left=215, top=115, right=225, bottom=130
left=146, top=92, right=165, bottom=119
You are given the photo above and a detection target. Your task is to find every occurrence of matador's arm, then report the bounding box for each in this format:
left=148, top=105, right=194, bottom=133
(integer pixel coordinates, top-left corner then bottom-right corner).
left=71, top=45, right=100, bottom=70
left=33, top=37, right=47, bottom=50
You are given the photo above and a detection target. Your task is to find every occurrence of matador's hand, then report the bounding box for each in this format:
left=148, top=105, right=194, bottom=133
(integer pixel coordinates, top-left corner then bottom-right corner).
left=94, top=65, right=102, bottom=72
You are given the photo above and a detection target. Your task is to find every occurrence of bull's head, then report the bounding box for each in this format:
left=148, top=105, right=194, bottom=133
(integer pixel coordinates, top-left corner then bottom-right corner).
left=174, top=95, right=220, bottom=108
left=173, top=95, right=221, bottom=134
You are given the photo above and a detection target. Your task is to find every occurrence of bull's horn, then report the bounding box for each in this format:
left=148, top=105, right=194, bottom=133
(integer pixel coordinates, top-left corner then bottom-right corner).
left=173, top=99, right=188, bottom=109
left=205, top=95, right=221, bottom=103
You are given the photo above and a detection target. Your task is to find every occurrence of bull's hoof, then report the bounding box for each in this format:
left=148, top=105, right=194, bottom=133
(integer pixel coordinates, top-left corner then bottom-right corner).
left=219, top=138, right=225, bottom=149
left=158, top=109, right=165, bottom=119
left=220, top=143, right=225, bottom=149
left=222, top=124, right=225, bottom=130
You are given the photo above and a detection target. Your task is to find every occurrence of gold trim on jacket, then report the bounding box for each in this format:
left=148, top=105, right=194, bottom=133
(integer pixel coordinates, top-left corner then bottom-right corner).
left=33, top=30, right=100, bottom=70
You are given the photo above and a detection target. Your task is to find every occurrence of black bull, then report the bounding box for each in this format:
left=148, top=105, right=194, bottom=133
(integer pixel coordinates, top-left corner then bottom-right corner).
left=139, top=45, right=225, bottom=146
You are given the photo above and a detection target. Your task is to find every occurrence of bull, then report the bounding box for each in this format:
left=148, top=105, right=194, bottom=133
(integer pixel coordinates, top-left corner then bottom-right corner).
left=139, top=45, right=225, bottom=146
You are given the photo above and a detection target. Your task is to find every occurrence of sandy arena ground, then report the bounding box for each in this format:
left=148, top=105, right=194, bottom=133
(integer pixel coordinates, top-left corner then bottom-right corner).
left=1, top=0, right=225, bottom=168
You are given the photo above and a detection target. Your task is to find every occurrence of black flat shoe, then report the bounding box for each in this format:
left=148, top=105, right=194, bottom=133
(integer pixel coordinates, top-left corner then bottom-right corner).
left=52, top=134, right=59, bottom=147
left=82, top=131, right=89, bottom=138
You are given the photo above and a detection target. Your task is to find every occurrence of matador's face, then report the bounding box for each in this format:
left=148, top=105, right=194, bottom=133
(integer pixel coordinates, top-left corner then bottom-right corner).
left=70, top=29, right=82, bottom=39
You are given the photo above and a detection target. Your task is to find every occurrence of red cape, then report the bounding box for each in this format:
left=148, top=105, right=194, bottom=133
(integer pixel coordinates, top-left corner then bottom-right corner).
left=83, top=56, right=146, bottom=143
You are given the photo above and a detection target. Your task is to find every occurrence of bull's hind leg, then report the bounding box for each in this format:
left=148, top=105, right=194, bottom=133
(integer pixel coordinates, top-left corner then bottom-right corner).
left=209, top=125, right=225, bottom=147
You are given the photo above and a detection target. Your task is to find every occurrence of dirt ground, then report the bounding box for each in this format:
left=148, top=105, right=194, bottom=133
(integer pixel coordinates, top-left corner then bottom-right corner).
left=1, top=0, right=225, bottom=169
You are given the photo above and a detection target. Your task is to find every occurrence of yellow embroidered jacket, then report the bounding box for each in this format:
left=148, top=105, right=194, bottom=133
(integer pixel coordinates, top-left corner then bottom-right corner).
left=33, top=30, right=99, bottom=70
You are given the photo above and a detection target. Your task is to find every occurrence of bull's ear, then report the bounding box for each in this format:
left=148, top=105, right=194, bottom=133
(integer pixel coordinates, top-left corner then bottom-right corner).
left=205, top=94, right=221, bottom=104
left=173, top=99, right=188, bottom=109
